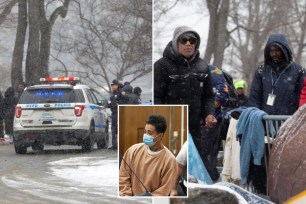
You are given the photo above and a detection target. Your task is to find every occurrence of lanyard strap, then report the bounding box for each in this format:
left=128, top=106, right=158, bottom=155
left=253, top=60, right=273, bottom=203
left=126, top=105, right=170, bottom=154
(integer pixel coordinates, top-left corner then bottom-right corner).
left=270, top=62, right=292, bottom=94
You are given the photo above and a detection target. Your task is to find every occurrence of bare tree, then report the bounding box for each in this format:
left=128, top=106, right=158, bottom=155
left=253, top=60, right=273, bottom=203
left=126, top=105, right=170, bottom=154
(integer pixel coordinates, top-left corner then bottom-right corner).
left=25, top=0, right=70, bottom=84
left=38, top=0, right=70, bottom=79
left=11, top=0, right=27, bottom=89
left=281, top=0, right=306, bottom=64
left=204, top=0, right=230, bottom=68
left=25, top=0, right=40, bottom=84
left=154, top=0, right=179, bottom=23
left=0, top=0, right=17, bottom=25
left=60, top=0, right=152, bottom=94
left=228, top=0, right=306, bottom=87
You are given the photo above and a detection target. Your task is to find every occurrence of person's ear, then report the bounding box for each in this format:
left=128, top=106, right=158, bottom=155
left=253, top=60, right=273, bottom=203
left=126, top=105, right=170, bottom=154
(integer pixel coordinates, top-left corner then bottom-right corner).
left=158, top=132, right=164, bottom=139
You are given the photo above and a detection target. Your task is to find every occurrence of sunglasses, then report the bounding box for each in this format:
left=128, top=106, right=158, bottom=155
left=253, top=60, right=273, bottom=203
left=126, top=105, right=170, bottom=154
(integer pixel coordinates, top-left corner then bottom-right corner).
left=178, top=36, right=197, bottom=45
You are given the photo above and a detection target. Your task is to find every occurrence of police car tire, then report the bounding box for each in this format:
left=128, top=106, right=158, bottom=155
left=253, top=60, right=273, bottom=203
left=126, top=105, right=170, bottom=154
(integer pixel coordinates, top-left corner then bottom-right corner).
left=82, top=124, right=94, bottom=152
left=14, top=143, right=27, bottom=154
left=32, top=142, right=44, bottom=152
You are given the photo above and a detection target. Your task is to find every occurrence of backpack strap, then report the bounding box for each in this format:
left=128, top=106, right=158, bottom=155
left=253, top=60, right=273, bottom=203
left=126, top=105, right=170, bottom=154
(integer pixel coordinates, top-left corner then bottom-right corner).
left=298, top=66, right=305, bottom=79
left=258, top=63, right=265, bottom=75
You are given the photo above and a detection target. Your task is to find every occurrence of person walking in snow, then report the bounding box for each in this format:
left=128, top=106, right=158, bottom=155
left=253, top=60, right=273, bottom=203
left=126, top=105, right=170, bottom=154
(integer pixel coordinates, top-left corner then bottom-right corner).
left=0, top=87, right=18, bottom=143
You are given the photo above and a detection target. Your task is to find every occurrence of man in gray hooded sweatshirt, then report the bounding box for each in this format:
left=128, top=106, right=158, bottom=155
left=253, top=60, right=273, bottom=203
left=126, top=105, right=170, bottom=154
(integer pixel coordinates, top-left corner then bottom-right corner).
left=154, top=26, right=217, bottom=154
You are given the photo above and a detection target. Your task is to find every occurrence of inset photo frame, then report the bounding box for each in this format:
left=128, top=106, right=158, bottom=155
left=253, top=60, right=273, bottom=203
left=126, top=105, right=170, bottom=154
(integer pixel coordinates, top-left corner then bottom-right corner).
left=118, top=105, right=188, bottom=197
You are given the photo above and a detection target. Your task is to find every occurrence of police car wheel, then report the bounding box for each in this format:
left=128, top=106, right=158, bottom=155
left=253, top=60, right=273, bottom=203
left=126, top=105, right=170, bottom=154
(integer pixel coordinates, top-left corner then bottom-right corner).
left=32, top=142, right=44, bottom=152
left=14, top=143, right=28, bottom=154
left=82, top=124, right=94, bottom=152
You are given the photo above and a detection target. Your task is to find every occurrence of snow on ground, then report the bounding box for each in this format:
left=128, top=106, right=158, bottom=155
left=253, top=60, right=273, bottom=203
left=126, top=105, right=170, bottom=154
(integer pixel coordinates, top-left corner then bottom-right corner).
left=48, top=157, right=118, bottom=188
left=48, top=156, right=151, bottom=203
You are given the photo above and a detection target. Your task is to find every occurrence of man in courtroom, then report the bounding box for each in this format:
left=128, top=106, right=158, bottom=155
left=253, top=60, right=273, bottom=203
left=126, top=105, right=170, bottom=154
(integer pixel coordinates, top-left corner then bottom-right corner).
left=119, top=114, right=177, bottom=196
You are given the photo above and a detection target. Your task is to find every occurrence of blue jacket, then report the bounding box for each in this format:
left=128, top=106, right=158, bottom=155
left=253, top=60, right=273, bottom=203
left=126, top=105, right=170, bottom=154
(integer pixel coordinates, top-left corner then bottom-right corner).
left=188, top=133, right=213, bottom=184
left=249, top=33, right=305, bottom=115
left=236, top=107, right=267, bottom=185
left=208, top=65, right=229, bottom=121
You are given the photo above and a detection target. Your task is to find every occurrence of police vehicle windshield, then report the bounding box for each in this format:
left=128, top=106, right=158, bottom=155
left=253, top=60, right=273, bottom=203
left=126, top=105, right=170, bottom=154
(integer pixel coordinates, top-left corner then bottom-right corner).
left=19, top=89, right=85, bottom=104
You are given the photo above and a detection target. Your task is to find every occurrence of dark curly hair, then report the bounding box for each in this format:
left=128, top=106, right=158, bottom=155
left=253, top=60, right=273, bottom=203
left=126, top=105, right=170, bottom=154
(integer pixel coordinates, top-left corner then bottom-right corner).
left=146, top=114, right=167, bottom=134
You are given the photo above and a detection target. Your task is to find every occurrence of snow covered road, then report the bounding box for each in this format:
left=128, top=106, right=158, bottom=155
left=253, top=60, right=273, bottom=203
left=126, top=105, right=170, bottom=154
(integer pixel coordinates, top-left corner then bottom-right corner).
left=0, top=144, right=151, bottom=204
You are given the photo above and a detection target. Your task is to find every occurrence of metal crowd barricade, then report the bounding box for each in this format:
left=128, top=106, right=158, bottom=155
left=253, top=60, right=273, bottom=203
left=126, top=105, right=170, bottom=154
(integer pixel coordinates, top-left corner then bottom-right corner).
left=262, top=115, right=291, bottom=196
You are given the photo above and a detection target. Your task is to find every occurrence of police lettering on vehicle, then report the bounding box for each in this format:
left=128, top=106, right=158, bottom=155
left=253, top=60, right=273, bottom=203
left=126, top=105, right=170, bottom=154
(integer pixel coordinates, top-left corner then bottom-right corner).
left=54, top=103, right=72, bottom=107
left=26, top=104, right=38, bottom=108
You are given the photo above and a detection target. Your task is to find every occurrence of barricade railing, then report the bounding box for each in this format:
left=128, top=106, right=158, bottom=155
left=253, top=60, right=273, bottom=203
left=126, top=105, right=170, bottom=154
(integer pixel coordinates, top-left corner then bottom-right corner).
left=262, top=115, right=290, bottom=196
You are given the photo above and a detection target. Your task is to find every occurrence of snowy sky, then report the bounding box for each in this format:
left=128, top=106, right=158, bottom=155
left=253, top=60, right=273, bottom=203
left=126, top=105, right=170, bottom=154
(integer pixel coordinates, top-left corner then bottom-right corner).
left=154, top=1, right=209, bottom=62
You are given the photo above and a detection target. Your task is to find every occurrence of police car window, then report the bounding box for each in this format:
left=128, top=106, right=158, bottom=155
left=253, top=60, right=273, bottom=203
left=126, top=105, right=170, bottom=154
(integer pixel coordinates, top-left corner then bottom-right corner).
left=19, top=89, right=85, bottom=103
left=85, top=89, right=95, bottom=104
left=88, top=90, right=99, bottom=104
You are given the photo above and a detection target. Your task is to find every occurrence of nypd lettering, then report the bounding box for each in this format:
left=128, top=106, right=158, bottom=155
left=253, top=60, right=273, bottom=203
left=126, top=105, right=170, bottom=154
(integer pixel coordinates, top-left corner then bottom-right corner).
left=25, top=104, right=38, bottom=108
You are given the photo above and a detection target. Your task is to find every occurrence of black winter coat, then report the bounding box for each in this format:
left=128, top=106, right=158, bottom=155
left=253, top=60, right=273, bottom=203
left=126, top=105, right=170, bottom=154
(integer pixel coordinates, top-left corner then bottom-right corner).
left=108, top=88, right=131, bottom=118
left=154, top=42, right=215, bottom=126
left=1, top=87, right=18, bottom=119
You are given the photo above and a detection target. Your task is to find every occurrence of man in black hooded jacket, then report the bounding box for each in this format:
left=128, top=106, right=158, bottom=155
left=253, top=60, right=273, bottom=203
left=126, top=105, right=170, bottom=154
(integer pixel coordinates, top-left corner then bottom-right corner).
left=154, top=26, right=217, bottom=154
left=249, top=33, right=305, bottom=115
left=248, top=33, right=305, bottom=194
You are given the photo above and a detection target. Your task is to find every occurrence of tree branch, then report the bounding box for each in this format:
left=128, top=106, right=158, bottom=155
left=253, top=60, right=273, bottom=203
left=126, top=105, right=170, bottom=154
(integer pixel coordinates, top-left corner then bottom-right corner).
left=0, top=0, right=17, bottom=25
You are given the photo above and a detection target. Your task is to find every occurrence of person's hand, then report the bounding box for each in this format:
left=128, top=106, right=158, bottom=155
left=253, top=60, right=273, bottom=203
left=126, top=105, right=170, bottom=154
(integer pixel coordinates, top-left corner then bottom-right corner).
left=100, top=106, right=106, bottom=110
left=170, top=189, right=177, bottom=196
left=205, top=114, right=217, bottom=128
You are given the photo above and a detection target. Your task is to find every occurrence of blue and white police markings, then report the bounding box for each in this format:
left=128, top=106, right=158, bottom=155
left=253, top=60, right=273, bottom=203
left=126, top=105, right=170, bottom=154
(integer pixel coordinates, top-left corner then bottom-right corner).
left=88, top=105, right=100, bottom=110
left=54, top=103, right=72, bottom=107
left=95, top=124, right=106, bottom=129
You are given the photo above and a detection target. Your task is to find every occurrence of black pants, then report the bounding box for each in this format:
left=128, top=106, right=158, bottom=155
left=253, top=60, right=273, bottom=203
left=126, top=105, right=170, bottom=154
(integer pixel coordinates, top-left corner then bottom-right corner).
left=4, top=118, right=13, bottom=135
left=111, top=114, right=118, bottom=149
left=0, top=117, right=3, bottom=137
left=200, top=123, right=221, bottom=181
left=248, top=145, right=270, bottom=195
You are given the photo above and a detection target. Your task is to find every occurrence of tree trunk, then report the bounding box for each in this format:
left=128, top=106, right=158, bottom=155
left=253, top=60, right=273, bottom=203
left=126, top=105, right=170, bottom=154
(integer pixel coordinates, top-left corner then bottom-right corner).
left=295, top=10, right=306, bottom=63
left=213, top=0, right=229, bottom=68
left=204, top=0, right=230, bottom=68
left=38, top=0, right=70, bottom=77
left=25, top=0, right=40, bottom=84
left=39, top=21, right=51, bottom=77
left=11, top=0, right=27, bottom=89
left=204, top=0, right=219, bottom=64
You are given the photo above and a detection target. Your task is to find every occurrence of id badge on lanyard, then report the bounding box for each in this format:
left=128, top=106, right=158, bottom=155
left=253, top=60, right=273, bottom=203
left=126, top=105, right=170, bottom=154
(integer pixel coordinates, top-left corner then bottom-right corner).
left=268, top=67, right=285, bottom=107
left=267, top=93, right=276, bottom=106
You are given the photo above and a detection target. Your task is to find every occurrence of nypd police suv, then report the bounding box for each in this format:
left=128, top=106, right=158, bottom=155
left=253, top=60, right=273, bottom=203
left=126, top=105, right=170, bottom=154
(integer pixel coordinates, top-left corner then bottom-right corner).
left=13, top=77, right=109, bottom=154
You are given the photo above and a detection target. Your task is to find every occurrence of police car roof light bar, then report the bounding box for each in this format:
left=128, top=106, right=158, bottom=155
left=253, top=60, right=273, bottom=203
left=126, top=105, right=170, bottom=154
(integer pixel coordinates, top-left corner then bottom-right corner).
left=39, top=77, right=81, bottom=85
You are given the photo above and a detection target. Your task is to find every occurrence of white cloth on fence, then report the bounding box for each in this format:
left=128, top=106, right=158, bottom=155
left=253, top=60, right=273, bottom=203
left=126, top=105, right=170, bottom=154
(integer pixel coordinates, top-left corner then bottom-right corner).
left=222, top=118, right=241, bottom=183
